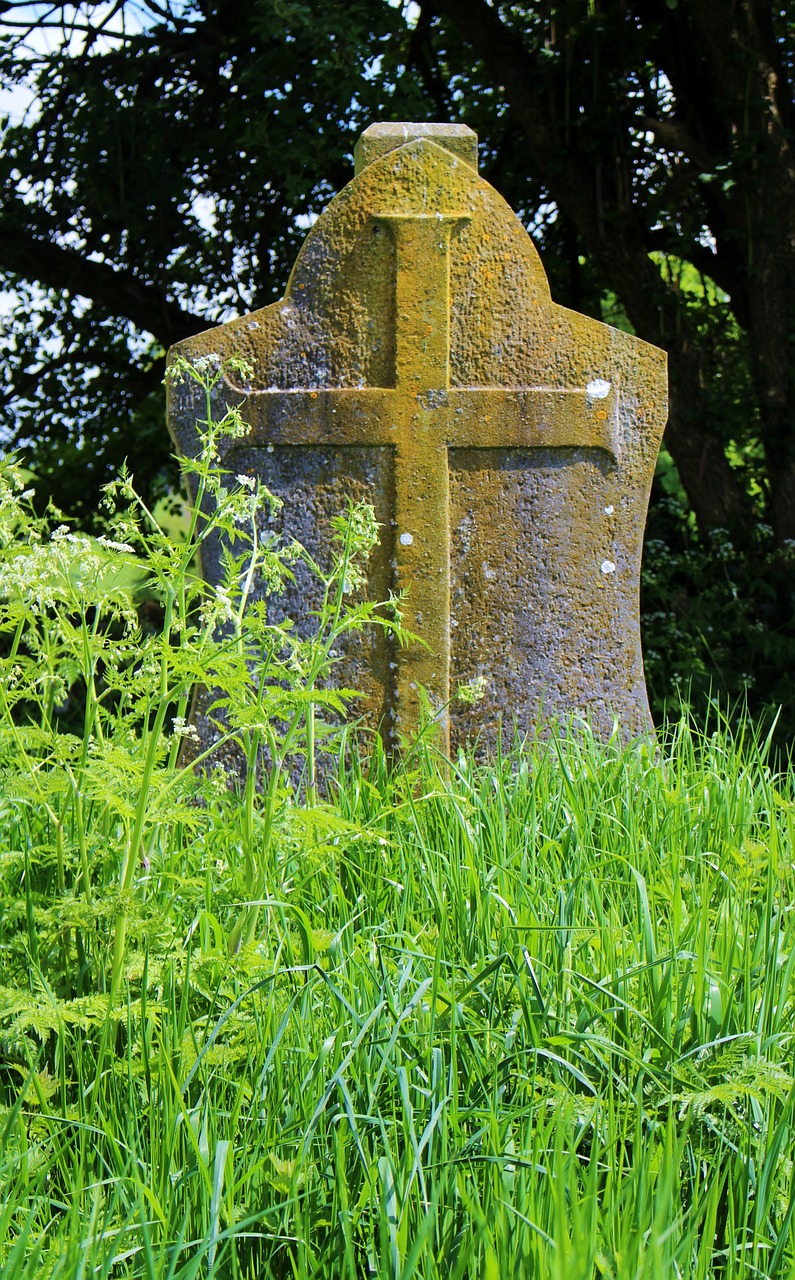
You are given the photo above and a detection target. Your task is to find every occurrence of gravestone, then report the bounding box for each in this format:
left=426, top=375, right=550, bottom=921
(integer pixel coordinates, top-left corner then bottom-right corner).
left=167, top=122, right=667, bottom=753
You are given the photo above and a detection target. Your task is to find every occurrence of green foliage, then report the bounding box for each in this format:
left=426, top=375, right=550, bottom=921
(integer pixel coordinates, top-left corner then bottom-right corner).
left=2, top=692, right=795, bottom=1275
left=627, top=254, right=795, bottom=742
left=0, top=353, right=404, bottom=993
left=642, top=490, right=795, bottom=743
left=0, top=0, right=413, bottom=521
left=649, top=255, right=763, bottom=499
left=1, top=385, right=795, bottom=1273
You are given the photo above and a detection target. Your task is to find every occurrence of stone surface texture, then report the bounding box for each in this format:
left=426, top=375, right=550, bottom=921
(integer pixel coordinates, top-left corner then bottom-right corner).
left=167, top=122, right=668, bottom=751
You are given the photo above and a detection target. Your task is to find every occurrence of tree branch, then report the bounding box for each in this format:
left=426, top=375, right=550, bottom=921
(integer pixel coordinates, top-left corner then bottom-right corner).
left=643, top=228, right=748, bottom=319
left=0, top=205, right=209, bottom=347
left=638, top=115, right=715, bottom=173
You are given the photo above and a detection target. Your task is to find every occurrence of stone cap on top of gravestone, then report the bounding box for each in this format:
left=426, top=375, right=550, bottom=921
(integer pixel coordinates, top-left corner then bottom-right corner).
left=354, top=122, right=479, bottom=174
left=167, top=121, right=668, bottom=758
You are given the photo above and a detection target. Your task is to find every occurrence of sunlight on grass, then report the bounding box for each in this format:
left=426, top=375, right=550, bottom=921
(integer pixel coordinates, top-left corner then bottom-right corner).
left=1, top=359, right=793, bottom=1277
left=2, top=721, right=794, bottom=1278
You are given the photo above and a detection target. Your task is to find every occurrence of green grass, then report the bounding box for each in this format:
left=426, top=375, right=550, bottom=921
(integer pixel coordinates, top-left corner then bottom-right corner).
left=1, top=371, right=793, bottom=1276
left=2, top=716, right=794, bottom=1279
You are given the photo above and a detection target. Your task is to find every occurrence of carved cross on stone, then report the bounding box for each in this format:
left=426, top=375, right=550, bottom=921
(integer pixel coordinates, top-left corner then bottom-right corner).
left=236, top=211, right=618, bottom=746
left=168, top=122, right=668, bottom=754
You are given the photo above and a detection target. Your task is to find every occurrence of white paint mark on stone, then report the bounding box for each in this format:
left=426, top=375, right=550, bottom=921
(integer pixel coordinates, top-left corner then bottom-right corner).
left=400, top=532, right=414, bottom=546
left=601, top=559, right=617, bottom=575
left=587, top=379, right=611, bottom=400
left=604, top=504, right=615, bottom=515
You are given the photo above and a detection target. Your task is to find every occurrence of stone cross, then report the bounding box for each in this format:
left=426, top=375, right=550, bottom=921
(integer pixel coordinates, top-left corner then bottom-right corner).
left=168, top=122, right=667, bottom=753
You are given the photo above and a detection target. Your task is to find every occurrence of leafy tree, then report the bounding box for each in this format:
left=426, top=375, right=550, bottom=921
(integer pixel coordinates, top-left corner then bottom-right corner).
left=1, top=0, right=794, bottom=724
left=0, top=0, right=409, bottom=519
left=434, top=2, right=795, bottom=539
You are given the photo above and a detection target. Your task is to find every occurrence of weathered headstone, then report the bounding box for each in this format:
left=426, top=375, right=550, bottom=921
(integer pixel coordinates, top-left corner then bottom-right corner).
left=167, top=122, right=667, bottom=752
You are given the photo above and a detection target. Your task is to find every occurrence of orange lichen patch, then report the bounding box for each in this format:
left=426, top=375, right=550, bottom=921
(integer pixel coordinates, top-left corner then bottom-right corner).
left=167, top=121, right=668, bottom=756
left=217, top=215, right=622, bottom=750
left=354, top=122, right=478, bottom=174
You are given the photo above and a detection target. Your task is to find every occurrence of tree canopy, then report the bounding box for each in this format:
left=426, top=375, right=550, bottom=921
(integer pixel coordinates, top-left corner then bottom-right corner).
left=1, top=0, right=794, bottom=724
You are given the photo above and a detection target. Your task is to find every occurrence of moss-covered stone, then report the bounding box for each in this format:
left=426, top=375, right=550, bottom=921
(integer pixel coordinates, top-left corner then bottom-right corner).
left=168, top=123, right=667, bottom=751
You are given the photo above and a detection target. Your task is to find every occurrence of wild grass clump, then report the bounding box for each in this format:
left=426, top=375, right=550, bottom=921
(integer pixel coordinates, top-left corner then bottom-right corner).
left=1, top=361, right=794, bottom=1277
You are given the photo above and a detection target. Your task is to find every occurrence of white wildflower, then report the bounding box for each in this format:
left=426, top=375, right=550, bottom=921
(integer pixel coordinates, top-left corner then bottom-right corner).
left=97, top=535, right=135, bottom=553
left=458, top=674, right=488, bottom=705
left=192, top=353, right=221, bottom=374
left=172, top=716, right=200, bottom=743
left=214, top=584, right=236, bottom=622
